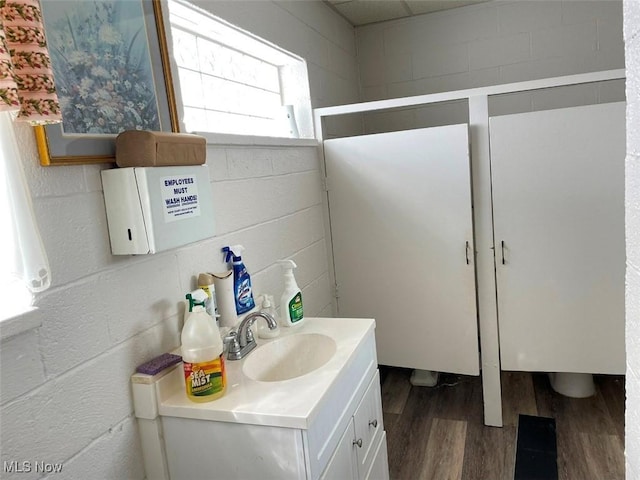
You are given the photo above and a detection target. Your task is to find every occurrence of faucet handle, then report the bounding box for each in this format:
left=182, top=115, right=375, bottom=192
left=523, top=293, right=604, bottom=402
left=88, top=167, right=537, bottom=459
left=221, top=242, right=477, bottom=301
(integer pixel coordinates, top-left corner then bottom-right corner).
left=245, top=326, right=255, bottom=345
left=223, top=330, right=240, bottom=354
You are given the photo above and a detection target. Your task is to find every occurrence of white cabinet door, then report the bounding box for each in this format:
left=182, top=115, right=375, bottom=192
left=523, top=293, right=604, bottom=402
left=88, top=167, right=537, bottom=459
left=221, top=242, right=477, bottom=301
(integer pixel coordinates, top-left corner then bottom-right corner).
left=353, top=372, right=384, bottom=479
left=320, top=421, right=357, bottom=480
left=490, top=103, right=626, bottom=374
left=324, top=125, right=478, bottom=375
left=365, top=432, right=389, bottom=480
left=320, top=371, right=389, bottom=480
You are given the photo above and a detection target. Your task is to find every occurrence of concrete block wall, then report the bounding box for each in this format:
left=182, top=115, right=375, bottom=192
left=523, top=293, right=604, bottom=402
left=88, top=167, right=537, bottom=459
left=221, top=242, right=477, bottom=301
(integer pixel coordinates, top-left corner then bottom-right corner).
left=0, top=1, right=358, bottom=478
left=355, top=0, right=625, bottom=134
left=0, top=137, right=330, bottom=480
left=624, top=0, right=640, bottom=475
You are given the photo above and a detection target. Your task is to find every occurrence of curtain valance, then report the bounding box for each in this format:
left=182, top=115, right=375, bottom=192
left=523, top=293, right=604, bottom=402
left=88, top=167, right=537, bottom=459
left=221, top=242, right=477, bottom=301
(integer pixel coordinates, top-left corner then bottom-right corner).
left=0, top=0, right=61, bottom=125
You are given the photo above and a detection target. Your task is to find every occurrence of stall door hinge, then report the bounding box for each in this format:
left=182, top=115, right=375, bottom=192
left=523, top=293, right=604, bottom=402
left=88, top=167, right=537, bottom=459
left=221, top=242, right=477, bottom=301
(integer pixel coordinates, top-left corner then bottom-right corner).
left=322, top=176, right=331, bottom=192
left=333, top=283, right=340, bottom=299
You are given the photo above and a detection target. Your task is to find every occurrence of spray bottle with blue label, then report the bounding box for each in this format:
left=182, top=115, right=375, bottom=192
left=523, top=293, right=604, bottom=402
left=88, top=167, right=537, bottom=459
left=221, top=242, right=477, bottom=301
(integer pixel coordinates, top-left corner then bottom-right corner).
left=222, top=245, right=255, bottom=315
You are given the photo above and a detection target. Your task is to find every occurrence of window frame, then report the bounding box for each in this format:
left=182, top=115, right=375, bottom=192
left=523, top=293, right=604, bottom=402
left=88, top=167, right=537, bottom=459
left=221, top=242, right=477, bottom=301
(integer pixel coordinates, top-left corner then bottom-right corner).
left=165, top=0, right=314, bottom=142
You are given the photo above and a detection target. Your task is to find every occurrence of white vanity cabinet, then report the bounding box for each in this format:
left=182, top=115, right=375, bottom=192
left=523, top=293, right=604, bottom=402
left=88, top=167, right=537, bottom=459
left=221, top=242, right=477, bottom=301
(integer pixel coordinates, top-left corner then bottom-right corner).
left=132, top=317, right=390, bottom=480
left=321, top=372, right=389, bottom=480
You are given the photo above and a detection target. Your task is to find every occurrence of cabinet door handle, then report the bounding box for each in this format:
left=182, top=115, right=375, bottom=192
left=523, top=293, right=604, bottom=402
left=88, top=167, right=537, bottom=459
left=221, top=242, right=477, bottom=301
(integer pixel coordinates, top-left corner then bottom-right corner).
left=369, top=419, right=378, bottom=428
left=465, top=241, right=470, bottom=265
left=501, top=240, right=505, bottom=265
left=353, top=438, right=363, bottom=448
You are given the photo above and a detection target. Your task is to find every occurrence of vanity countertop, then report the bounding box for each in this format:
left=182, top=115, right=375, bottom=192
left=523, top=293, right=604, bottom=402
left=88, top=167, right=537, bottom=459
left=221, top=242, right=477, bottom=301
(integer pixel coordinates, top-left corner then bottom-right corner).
left=153, top=317, right=376, bottom=429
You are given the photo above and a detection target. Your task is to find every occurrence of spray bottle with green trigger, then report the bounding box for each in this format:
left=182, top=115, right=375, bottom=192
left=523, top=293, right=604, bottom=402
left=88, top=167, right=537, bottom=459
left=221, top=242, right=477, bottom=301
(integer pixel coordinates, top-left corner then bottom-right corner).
left=279, top=259, right=303, bottom=326
left=181, top=290, right=226, bottom=402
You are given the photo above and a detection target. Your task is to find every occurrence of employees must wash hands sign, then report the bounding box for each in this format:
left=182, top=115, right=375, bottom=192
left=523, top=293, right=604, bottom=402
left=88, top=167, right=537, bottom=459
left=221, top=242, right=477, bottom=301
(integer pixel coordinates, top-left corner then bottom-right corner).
left=160, top=174, right=201, bottom=222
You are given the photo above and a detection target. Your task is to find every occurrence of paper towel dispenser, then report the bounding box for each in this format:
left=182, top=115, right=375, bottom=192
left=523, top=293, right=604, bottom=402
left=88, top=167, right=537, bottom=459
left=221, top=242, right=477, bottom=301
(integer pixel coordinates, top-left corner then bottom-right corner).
left=101, top=165, right=215, bottom=255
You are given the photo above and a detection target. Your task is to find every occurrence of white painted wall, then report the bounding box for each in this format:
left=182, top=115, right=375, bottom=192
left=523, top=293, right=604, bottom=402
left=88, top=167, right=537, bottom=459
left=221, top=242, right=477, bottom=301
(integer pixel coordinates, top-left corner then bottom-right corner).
left=0, top=2, right=357, bottom=479
left=624, top=1, right=640, bottom=475
left=355, top=0, right=625, bottom=134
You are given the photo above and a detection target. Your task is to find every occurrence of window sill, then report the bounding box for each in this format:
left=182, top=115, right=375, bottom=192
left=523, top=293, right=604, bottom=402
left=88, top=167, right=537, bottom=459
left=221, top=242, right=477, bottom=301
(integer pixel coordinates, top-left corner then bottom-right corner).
left=195, top=132, right=319, bottom=148
left=0, top=306, right=42, bottom=341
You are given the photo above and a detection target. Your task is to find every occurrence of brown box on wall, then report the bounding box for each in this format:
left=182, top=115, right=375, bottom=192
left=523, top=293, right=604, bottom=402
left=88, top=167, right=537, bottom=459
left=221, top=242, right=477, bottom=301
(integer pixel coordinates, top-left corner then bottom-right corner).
left=115, top=131, right=206, bottom=167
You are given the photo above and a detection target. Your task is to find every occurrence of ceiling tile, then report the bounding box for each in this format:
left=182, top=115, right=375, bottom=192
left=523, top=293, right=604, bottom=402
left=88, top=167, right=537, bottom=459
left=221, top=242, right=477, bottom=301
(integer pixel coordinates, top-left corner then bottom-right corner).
left=334, top=0, right=411, bottom=26
left=326, top=0, right=494, bottom=26
left=405, top=0, right=491, bottom=16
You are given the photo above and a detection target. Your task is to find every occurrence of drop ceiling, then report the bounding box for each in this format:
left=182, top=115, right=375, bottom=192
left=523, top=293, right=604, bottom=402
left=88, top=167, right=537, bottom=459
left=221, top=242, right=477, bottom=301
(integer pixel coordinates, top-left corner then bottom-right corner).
left=326, top=0, right=492, bottom=26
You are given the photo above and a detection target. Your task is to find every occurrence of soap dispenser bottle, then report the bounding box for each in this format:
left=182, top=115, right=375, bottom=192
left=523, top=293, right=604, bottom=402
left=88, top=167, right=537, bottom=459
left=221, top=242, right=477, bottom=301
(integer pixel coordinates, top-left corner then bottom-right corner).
left=258, top=295, right=280, bottom=339
left=181, top=292, right=226, bottom=403
left=279, top=260, right=303, bottom=326
left=222, top=245, right=256, bottom=315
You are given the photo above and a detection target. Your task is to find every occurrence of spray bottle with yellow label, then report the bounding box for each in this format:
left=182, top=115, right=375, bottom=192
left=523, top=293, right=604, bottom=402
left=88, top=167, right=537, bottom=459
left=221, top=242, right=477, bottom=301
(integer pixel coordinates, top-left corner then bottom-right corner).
left=182, top=291, right=226, bottom=402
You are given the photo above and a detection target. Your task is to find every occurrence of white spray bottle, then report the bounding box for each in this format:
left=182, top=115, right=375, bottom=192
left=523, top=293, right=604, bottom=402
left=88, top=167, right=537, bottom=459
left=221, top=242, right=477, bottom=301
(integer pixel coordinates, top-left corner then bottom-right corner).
left=278, top=260, right=303, bottom=326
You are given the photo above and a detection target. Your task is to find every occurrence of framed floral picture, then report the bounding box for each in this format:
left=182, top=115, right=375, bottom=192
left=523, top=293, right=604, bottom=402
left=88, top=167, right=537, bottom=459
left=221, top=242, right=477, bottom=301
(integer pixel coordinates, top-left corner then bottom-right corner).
left=35, top=0, right=179, bottom=165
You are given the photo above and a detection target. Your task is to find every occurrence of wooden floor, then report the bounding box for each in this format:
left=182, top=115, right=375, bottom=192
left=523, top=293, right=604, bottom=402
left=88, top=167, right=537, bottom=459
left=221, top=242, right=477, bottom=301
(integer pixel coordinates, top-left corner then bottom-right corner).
left=380, top=367, right=625, bottom=480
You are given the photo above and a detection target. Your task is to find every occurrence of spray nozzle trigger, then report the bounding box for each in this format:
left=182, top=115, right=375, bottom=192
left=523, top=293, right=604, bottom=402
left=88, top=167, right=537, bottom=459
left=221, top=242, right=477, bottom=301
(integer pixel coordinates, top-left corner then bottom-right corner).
left=222, top=245, right=245, bottom=263
left=186, top=291, right=207, bottom=312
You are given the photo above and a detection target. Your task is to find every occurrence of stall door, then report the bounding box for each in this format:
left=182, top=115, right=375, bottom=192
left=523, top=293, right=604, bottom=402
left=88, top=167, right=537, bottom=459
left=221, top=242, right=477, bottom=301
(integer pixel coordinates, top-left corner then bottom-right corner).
left=490, top=102, right=625, bottom=374
left=323, top=125, right=479, bottom=375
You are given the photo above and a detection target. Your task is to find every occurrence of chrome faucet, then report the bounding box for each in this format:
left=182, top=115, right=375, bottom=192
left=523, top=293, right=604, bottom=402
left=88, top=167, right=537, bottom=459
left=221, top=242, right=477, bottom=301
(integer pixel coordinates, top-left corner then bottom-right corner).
left=225, top=311, right=278, bottom=360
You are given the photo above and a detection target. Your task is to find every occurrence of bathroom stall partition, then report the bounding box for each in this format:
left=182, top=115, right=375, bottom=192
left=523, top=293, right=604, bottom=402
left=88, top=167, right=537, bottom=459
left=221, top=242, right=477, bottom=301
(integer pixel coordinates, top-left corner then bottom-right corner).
left=314, top=69, right=626, bottom=427
left=490, top=102, right=626, bottom=375
left=323, top=125, right=478, bottom=375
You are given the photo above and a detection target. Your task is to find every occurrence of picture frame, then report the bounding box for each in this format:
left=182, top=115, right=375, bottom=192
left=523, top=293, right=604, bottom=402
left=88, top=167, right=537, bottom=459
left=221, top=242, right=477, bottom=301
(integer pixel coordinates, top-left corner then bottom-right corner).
left=35, top=0, right=179, bottom=166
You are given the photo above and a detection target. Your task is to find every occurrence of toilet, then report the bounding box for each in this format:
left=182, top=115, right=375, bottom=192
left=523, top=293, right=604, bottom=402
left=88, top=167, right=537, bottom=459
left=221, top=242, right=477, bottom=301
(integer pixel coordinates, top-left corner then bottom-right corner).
left=548, top=372, right=596, bottom=398
left=410, top=369, right=439, bottom=387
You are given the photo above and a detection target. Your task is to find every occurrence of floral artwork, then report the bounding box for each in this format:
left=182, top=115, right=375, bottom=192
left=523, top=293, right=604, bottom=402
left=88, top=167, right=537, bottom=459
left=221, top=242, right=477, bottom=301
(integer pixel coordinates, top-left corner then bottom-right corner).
left=40, top=0, right=160, bottom=135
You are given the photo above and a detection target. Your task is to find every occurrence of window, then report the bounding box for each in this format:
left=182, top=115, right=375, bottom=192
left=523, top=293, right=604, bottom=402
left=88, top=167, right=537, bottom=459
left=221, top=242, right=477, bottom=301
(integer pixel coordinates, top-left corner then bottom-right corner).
left=0, top=114, right=50, bottom=321
left=0, top=135, right=32, bottom=319
left=166, top=0, right=312, bottom=139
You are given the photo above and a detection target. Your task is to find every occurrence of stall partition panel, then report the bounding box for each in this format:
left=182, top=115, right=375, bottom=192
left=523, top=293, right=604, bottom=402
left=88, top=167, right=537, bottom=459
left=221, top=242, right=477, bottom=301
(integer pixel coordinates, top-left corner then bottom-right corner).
left=490, top=102, right=625, bottom=374
left=323, top=125, right=479, bottom=375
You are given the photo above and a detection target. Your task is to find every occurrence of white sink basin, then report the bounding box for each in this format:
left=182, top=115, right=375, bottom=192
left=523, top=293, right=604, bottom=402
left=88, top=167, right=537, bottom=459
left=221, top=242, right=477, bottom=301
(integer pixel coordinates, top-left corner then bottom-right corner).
left=242, top=333, right=337, bottom=382
left=157, top=317, right=376, bottom=427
